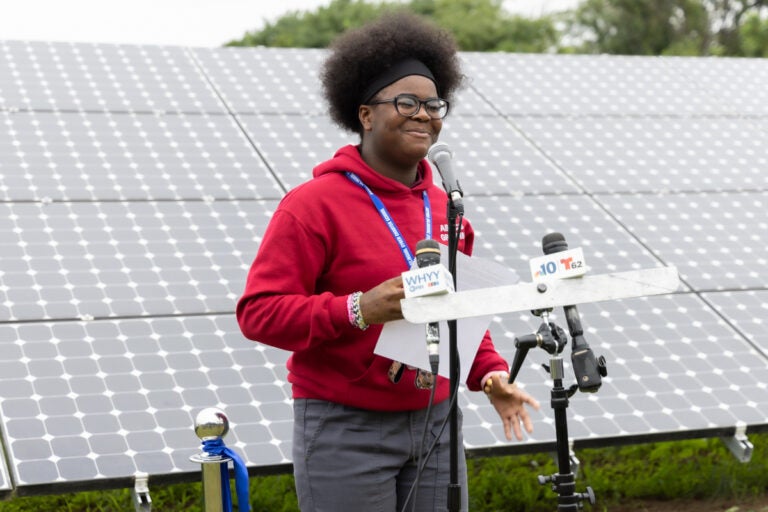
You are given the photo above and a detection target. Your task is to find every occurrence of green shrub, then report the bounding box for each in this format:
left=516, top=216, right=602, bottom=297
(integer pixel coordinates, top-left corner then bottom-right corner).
left=0, top=434, right=765, bottom=511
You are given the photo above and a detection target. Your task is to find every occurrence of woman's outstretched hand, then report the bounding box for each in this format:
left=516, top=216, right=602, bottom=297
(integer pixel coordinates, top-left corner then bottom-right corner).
left=485, top=374, right=541, bottom=441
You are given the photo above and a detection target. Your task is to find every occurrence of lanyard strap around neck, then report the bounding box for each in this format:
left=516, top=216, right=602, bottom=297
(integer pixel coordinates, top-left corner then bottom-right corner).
left=345, top=172, right=432, bottom=268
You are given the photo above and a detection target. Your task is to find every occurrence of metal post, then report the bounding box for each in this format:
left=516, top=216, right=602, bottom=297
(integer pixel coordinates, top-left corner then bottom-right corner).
left=190, top=408, right=233, bottom=512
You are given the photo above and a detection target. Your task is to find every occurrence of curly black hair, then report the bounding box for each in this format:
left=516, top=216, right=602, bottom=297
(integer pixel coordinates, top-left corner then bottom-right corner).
left=320, top=11, right=464, bottom=134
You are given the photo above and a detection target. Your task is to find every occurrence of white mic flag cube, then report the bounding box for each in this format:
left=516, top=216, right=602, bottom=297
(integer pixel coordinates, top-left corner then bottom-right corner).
left=529, top=247, right=587, bottom=281
left=402, top=264, right=454, bottom=299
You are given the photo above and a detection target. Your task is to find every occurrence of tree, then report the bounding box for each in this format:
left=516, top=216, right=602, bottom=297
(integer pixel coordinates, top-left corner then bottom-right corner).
left=565, top=0, right=768, bottom=56
left=226, top=0, right=558, bottom=53
left=566, top=0, right=711, bottom=55
left=739, top=10, right=768, bottom=56
left=226, top=0, right=768, bottom=57
left=704, top=0, right=768, bottom=55
left=412, top=0, right=558, bottom=52
left=226, top=0, right=390, bottom=48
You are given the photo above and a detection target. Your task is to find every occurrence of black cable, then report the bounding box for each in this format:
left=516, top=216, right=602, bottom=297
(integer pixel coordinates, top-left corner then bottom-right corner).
left=399, top=362, right=460, bottom=512
left=410, top=371, right=437, bottom=511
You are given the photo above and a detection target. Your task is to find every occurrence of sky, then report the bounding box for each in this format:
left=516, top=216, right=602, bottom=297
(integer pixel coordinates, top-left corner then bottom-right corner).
left=0, top=0, right=576, bottom=47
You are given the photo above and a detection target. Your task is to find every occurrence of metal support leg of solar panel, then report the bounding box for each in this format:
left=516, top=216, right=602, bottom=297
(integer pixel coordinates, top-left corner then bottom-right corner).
left=508, top=311, right=600, bottom=510
left=131, top=473, right=152, bottom=511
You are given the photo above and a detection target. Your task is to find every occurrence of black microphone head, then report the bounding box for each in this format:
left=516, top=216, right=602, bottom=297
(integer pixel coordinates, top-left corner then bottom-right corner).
left=415, top=238, right=441, bottom=267
left=542, top=232, right=569, bottom=255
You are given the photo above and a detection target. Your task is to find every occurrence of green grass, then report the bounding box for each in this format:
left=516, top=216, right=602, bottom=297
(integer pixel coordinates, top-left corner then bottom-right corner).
left=466, top=433, right=768, bottom=512
left=0, top=434, right=766, bottom=511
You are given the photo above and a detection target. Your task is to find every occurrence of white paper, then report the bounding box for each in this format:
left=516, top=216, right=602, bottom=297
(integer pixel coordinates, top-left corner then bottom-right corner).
left=374, top=250, right=519, bottom=382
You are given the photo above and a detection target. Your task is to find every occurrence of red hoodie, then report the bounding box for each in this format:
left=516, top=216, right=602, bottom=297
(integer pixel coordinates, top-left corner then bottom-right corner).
left=236, top=145, right=508, bottom=411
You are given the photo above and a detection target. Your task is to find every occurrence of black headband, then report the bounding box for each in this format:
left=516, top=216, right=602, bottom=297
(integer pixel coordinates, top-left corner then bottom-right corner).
left=360, top=58, right=437, bottom=105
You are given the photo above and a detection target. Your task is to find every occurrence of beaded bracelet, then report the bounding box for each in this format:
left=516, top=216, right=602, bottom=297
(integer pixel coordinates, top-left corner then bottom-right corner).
left=346, top=293, right=357, bottom=326
left=346, top=291, right=368, bottom=331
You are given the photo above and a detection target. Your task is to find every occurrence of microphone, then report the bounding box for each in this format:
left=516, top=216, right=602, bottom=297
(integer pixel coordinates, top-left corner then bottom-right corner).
left=415, top=238, right=442, bottom=374
left=542, top=232, right=606, bottom=393
left=427, top=142, right=463, bottom=211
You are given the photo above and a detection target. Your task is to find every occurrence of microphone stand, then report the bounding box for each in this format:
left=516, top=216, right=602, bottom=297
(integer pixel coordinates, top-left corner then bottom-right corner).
left=508, top=309, right=597, bottom=511
left=445, top=195, right=463, bottom=512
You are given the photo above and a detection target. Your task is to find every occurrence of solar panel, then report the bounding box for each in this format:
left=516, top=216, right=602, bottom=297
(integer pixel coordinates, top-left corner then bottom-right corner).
left=462, top=294, right=768, bottom=448
left=597, top=192, right=768, bottom=291
left=0, top=41, right=224, bottom=113
left=704, top=290, right=768, bottom=357
left=464, top=194, right=666, bottom=273
left=512, top=117, right=768, bottom=193
left=674, top=57, right=768, bottom=116
left=0, top=42, right=766, bottom=497
left=237, top=113, right=357, bottom=190
left=0, top=315, right=291, bottom=486
left=453, top=193, right=767, bottom=443
left=0, top=111, right=284, bottom=202
left=190, top=47, right=503, bottom=118
left=462, top=53, right=725, bottom=116
left=0, top=199, right=273, bottom=322
left=190, top=47, right=327, bottom=115
left=440, top=116, right=582, bottom=197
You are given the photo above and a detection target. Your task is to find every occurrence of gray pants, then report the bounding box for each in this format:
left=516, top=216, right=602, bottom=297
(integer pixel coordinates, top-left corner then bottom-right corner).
left=292, top=398, right=468, bottom=512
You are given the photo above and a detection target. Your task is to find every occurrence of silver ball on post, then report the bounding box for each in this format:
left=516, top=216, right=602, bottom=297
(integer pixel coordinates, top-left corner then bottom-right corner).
left=194, top=407, right=230, bottom=442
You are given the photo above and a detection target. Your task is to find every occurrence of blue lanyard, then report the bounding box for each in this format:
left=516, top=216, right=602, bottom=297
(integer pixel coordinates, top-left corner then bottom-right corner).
left=345, top=172, right=432, bottom=268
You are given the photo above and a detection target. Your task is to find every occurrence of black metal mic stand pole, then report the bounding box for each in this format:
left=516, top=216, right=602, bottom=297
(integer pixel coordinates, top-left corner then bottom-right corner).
left=508, top=309, right=596, bottom=511
left=445, top=197, right=462, bottom=512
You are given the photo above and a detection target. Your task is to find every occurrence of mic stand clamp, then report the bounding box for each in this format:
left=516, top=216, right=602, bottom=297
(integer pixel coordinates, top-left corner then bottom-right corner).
left=508, top=311, right=598, bottom=511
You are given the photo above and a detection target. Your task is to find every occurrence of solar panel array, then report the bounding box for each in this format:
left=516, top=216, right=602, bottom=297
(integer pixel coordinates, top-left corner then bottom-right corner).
left=1, top=41, right=767, bottom=498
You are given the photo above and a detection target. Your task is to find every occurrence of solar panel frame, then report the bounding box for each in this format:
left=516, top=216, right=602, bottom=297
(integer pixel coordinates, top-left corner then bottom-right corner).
left=0, top=446, right=10, bottom=497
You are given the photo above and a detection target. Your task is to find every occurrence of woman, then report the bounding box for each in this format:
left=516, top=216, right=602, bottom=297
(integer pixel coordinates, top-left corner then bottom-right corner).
left=237, top=11, right=540, bottom=511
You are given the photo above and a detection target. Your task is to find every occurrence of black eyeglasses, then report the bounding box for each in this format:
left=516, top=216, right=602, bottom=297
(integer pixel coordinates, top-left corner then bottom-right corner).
left=367, top=93, right=450, bottom=120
